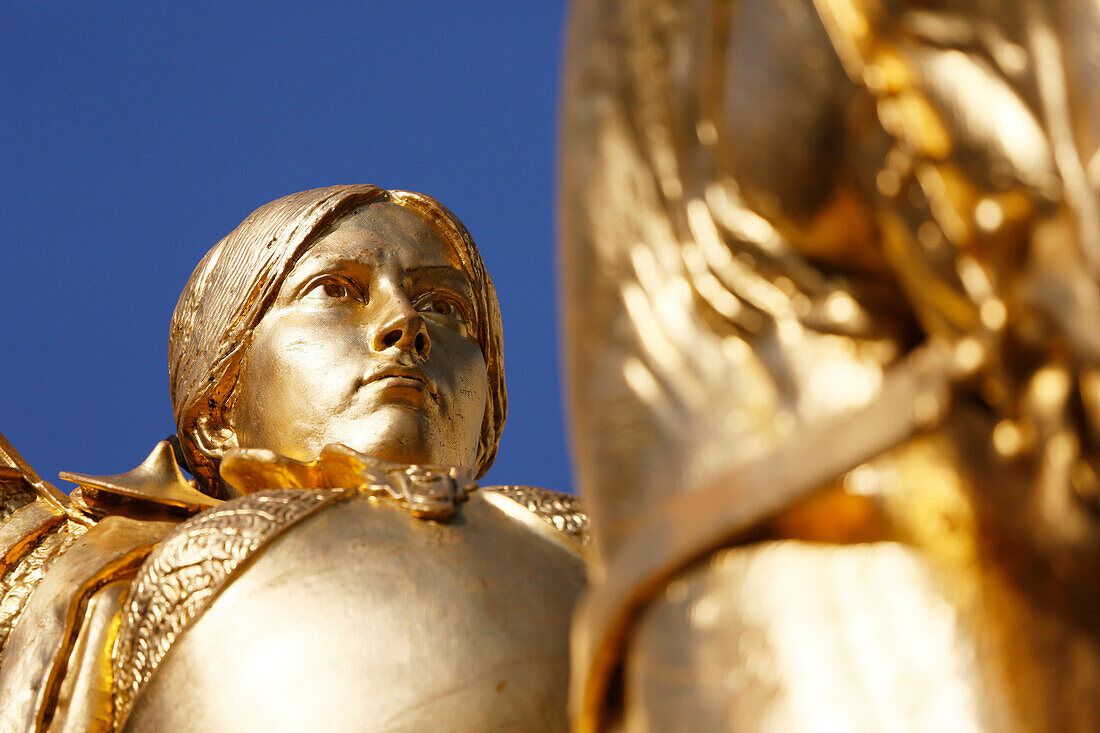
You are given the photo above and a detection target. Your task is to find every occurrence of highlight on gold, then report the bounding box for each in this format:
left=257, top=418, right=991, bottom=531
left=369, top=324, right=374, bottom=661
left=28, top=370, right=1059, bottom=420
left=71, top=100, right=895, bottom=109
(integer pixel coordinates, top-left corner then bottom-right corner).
left=562, top=0, right=1100, bottom=730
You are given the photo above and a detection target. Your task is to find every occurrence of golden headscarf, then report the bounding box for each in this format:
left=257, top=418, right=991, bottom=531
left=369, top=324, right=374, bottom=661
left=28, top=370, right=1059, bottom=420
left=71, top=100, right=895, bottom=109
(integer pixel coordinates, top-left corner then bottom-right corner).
left=169, top=185, right=506, bottom=494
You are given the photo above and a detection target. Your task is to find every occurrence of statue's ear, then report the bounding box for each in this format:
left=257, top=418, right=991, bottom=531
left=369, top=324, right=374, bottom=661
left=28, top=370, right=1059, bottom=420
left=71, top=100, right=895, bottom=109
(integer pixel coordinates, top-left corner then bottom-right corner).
left=176, top=411, right=239, bottom=501
left=192, top=411, right=239, bottom=460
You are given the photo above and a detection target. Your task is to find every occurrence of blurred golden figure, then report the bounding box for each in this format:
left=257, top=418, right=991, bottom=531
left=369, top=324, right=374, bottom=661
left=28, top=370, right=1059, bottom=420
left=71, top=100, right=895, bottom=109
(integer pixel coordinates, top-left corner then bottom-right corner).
left=561, top=0, right=1100, bottom=730
left=0, top=185, right=587, bottom=731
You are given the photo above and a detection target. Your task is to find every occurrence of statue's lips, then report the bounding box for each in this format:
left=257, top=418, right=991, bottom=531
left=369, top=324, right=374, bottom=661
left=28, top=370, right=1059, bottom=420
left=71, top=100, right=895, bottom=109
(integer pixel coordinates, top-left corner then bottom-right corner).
left=363, top=366, right=437, bottom=401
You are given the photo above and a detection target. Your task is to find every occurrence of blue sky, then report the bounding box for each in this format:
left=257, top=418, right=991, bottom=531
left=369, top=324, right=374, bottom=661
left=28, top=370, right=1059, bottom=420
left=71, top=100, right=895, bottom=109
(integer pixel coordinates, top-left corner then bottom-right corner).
left=0, top=3, right=575, bottom=493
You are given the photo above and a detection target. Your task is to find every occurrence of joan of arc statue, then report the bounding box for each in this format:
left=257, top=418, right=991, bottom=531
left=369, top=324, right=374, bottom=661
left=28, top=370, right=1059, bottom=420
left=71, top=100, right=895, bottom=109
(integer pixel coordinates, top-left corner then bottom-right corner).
left=0, top=185, right=587, bottom=732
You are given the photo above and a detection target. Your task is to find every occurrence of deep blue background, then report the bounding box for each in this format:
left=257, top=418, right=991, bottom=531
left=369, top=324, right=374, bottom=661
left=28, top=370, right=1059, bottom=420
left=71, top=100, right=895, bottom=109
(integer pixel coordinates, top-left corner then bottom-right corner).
left=0, top=3, right=574, bottom=493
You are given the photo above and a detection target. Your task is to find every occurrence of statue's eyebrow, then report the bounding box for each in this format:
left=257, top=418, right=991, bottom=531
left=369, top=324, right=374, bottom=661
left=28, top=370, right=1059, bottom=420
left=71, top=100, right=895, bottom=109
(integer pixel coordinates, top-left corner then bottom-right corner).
left=406, top=264, right=474, bottom=290
left=405, top=264, right=467, bottom=279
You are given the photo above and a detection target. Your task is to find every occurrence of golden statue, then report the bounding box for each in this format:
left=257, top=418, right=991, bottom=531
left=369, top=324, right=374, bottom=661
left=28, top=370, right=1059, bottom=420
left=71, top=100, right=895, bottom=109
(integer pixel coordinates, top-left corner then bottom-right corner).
left=561, top=0, right=1100, bottom=730
left=0, top=185, right=587, bottom=731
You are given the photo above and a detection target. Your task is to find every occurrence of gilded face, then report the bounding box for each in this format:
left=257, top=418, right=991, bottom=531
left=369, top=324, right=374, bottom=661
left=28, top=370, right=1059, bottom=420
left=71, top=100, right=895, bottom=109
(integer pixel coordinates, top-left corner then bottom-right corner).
left=227, top=201, right=489, bottom=469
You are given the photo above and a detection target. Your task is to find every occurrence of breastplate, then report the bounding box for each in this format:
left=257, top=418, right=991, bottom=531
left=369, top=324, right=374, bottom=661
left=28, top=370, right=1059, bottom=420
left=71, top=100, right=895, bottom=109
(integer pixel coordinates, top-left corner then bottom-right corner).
left=117, top=488, right=587, bottom=732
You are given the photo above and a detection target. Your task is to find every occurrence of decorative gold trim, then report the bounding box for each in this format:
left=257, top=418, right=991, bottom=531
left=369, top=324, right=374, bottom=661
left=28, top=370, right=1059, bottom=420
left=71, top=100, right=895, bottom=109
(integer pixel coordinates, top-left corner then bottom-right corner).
left=111, top=489, right=346, bottom=727
left=0, top=520, right=85, bottom=653
left=0, top=501, right=65, bottom=573
left=0, top=516, right=172, bottom=733
left=482, top=486, right=589, bottom=547
left=220, top=445, right=477, bottom=522
left=0, top=467, right=36, bottom=525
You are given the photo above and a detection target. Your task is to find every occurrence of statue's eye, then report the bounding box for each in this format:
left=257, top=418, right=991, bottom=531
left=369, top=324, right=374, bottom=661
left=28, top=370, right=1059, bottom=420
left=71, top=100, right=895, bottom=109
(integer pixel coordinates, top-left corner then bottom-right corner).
left=322, top=280, right=351, bottom=299
left=307, top=276, right=358, bottom=302
left=424, top=298, right=454, bottom=316
left=418, top=294, right=468, bottom=320
left=415, top=293, right=475, bottom=337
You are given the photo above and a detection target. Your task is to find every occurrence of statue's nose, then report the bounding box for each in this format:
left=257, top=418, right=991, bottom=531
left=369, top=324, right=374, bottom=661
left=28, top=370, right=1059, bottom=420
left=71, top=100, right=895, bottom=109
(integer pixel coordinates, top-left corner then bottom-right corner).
left=371, top=303, right=431, bottom=359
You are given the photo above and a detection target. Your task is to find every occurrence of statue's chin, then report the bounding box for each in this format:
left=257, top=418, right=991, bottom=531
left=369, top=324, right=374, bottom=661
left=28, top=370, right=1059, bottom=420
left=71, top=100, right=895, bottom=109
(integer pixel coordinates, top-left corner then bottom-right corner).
left=240, top=406, right=467, bottom=468
left=328, top=407, right=443, bottom=467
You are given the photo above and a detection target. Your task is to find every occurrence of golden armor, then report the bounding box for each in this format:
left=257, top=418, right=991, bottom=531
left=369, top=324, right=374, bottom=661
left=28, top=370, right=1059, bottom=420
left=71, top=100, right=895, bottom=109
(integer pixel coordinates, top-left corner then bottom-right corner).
left=0, top=186, right=587, bottom=731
